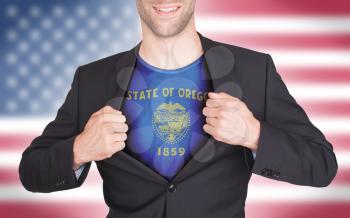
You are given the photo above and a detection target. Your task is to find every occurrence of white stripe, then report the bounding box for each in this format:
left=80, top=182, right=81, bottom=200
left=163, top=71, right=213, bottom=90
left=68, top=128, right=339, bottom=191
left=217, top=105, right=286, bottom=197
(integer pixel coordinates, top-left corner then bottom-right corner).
left=0, top=117, right=52, bottom=134
left=0, top=184, right=349, bottom=202
left=197, top=16, right=350, bottom=34
left=270, top=51, right=350, bottom=67
left=247, top=185, right=350, bottom=202
left=310, top=117, right=350, bottom=135
left=288, top=84, right=350, bottom=101
left=1, top=150, right=349, bottom=168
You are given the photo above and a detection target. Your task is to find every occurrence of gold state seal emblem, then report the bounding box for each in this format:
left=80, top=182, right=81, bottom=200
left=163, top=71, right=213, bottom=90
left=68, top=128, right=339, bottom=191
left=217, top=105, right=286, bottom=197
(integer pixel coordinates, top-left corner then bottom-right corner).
left=152, top=101, right=190, bottom=144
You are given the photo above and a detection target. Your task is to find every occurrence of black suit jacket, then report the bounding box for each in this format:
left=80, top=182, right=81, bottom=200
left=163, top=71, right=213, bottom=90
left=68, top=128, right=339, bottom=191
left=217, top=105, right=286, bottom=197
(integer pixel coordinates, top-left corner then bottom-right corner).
left=19, top=31, right=338, bottom=218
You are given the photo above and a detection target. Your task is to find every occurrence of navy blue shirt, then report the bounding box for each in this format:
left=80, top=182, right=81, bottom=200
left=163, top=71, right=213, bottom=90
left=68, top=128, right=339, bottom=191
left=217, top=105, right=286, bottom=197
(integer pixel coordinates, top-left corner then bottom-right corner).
left=121, top=53, right=213, bottom=181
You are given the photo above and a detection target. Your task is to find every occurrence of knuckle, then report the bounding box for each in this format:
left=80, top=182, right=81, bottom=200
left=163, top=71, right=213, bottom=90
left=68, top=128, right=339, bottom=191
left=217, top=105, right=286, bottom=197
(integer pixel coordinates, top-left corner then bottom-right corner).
left=105, top=105, right=113, bottom=110
left=241, top=102, right=248, bottom=110
left=120, top=114, right=126, bottom=123
left=205, top=99, right=211, bottom=107
left=124, top=123, right=129, bottom=132
left=218, top=110, right=226, bottom=118
left=118, top=123, right=128, bottom=132
left=217, top=119, right=225, bottom=127
left=226, top=100, right=235, bottom=108
left=104, top=105, right=113, bottom=112
left=120, top=133, right=127, bottom=141
left=235, top=103, right=244, bottom=112
left=97, top=115, right=105, bottom=125
left=114, top=141, right=124, bottom=151
left=215, top=129, right=222, bottom=137
left=101, top=122, right=109, bottom=129
left=119, top=141, right=126, bottom=149
left=223, top=101, right=230, bottom=107
left=204, top=107, right=210, bottom=114
left=236, top=100, right=244, bottom=108
left=114, top=132, right=126, bottom=141
left=100, top=107, right=107, bottom=113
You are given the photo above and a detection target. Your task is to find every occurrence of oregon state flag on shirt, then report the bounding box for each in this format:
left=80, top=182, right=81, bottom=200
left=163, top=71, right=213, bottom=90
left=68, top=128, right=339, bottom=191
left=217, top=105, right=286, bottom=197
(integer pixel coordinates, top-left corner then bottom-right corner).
left=121, top=52, right=213, bottom=181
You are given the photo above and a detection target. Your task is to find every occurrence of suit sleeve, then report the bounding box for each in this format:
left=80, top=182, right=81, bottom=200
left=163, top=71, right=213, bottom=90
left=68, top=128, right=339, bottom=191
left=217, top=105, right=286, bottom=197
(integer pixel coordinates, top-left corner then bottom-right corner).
left=251, top=54, right=338, bottom=187
left=18, top=67, right=92, bottom=193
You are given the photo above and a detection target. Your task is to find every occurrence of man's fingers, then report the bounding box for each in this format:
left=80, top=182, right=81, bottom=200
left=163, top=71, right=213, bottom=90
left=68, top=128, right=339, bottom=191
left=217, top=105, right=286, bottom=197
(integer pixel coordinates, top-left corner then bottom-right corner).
left=203, top=123, right=218, bottom=137
left=205, top=117, right=234, bottom=129
left=102, top=105, right=121, bottom=113
left=202, top=106, right=217, bottom=118
left=205, top=117, right=220, bottom=127
left=99, top=113, right=126, bottom=123
left=93, top=106, right=122, bottom=117
left=103, top=122, right=128, bottom=133
left=208, top=92, right=237, bottom=99
left=113, top=141, right=126, bottom=147
left=105, top=141, right=126, bottom=157
left=203, top=123, right=227, bottom=142
left=202, top=106, right=220, bottom=118
left=110, top=132, right=128, bottom=142
left=111, top=141, right=126, bottom=152
left=204, top=106, right=232, bottom=118
left=205, top=98, right=239, bottom=108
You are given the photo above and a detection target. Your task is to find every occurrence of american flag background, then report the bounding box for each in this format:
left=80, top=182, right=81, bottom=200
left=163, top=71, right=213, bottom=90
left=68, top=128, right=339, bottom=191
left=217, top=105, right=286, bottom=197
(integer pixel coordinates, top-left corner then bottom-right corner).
left=0, top=0, right=349, bottom=217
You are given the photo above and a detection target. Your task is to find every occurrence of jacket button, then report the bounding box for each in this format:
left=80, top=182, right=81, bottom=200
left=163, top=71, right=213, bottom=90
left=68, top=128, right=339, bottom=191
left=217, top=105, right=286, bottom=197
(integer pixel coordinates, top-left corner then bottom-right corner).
left=168, top=184, right=177, bottom=193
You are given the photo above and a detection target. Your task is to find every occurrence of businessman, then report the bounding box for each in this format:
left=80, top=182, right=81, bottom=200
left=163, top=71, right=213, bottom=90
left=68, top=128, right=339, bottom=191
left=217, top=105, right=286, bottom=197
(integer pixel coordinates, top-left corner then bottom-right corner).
left=19, top=0, right=338, bottom=218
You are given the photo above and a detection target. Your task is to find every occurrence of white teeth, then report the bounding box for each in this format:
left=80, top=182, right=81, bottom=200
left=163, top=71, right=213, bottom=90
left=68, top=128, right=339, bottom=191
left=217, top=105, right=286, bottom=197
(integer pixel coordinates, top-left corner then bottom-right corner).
left=157, top=7, right=177, bottom=13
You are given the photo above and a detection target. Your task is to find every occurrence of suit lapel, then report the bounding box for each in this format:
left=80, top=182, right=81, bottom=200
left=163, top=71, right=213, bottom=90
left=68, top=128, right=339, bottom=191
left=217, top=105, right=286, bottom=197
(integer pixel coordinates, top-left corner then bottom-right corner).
left=106, top=31, right=238, bottom=183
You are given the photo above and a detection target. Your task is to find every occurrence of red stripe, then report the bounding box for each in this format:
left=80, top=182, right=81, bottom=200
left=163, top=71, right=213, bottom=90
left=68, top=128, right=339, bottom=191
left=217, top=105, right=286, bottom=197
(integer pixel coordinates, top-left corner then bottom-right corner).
left=298, top=101, right=350, bottom=117
left=208, top=34, right=350, bottom=50
left=1, top=166, right=349, bottom=185
left=0, top=203, right=108, bottom=218
left=0, top=134, right=35, bottom=151
left=326, top=135, right=350, bottom=150
left=246, top=202, right=350, bottom=218
left=279, top=68, right=350, bottom=83
left=0, top=202, right=349, bottom=218
left=197, top=0, right=350, bottom=15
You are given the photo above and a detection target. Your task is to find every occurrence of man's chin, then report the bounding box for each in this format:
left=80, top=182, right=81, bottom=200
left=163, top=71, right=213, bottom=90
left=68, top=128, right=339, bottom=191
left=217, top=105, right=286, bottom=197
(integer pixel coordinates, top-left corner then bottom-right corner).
left=151, top=23, right=186, bottom=38
left=151, top=28, right=181, bottom=38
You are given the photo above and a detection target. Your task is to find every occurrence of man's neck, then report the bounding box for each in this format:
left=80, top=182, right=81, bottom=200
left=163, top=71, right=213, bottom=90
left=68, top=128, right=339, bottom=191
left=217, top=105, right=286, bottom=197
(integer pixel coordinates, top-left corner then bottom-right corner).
left=138, top=27, right=203, bottom=70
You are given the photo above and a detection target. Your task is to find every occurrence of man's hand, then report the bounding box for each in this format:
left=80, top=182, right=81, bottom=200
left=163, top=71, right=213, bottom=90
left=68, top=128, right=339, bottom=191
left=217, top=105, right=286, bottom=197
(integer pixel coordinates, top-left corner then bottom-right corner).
left=202, top=92, right=260, bottom=152
left=72, top=105, right=128, bottom=170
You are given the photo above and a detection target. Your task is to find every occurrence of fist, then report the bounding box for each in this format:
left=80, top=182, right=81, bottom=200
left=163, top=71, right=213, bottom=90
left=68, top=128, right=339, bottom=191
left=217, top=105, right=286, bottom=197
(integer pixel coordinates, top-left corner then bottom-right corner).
left=202, top=92, right=260, bottom=151
left=73, top=105, right=128, bottom=169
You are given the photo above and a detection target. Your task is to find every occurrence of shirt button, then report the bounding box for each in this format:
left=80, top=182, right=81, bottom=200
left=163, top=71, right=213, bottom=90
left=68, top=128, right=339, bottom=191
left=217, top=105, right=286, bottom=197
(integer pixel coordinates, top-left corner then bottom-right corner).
left=168, top=183, right=177, bottom=193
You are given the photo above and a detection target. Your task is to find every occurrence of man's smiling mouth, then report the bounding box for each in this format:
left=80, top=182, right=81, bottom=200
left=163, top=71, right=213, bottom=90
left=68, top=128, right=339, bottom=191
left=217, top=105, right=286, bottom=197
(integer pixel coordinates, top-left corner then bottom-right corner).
left=152, top=4, right=181, bottom=17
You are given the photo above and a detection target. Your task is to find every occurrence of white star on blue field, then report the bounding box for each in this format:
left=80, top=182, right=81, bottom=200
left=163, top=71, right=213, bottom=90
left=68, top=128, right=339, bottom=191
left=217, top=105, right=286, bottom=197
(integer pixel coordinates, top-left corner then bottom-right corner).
left=1, top=0, right=141, bottom=116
